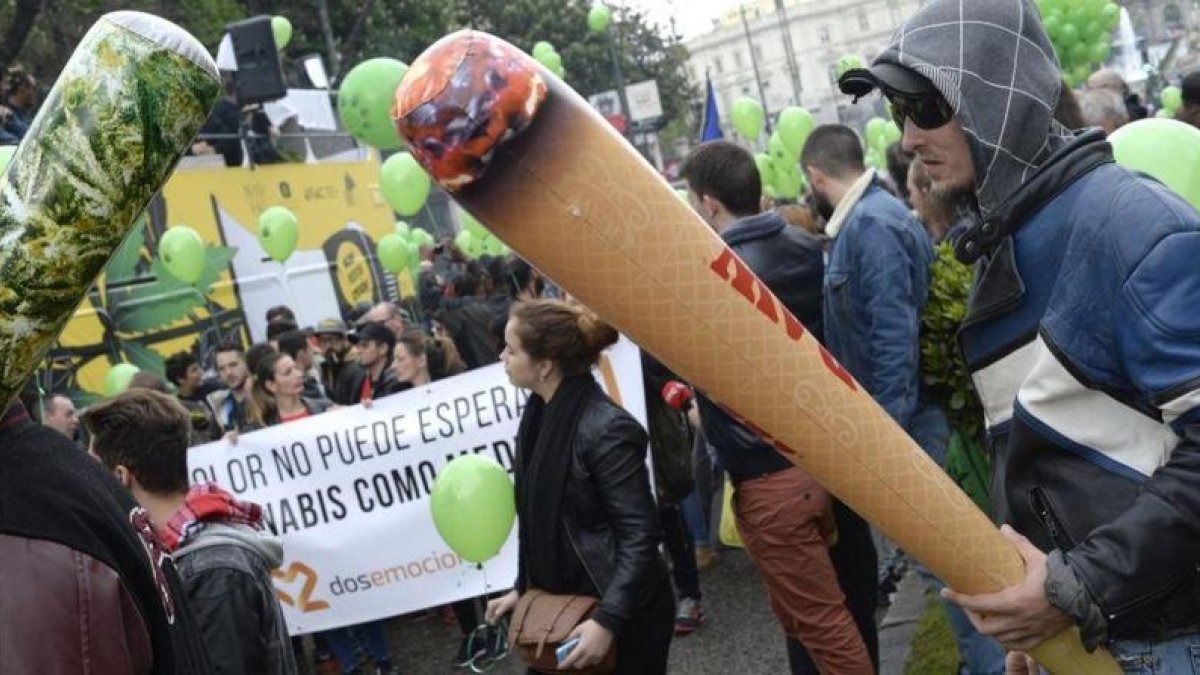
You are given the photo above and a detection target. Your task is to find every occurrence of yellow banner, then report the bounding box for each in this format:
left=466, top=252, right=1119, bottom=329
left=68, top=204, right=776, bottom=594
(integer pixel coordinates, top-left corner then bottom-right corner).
left=53, top=159, right=412, bottom=400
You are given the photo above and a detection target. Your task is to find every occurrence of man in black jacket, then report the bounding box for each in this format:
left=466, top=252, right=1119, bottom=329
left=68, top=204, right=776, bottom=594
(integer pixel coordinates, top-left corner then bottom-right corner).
left=85, top=388, right=296, bottom=675
left=681, top=141, right=873, bottom=674
left=334, top=321, right=405, bottom=405
left=0, top=400, right=214, bottom=674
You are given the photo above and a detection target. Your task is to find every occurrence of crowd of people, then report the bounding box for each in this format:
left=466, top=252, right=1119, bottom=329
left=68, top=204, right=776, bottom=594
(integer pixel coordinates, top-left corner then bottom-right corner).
left=7, top=1, right=1200, bottom=674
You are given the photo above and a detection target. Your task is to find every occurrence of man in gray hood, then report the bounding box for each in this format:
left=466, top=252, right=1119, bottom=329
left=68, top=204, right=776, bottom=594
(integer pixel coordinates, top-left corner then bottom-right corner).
left=840, top=0, right=1200, bottom=670
left=86, top=389, right=298, bottom=675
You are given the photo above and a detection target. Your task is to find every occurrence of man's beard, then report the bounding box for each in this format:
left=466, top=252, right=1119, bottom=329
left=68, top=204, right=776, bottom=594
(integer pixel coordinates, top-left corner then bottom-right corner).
left=811, top=189, right=835, bottom=222
left=931, top=182, right=980, bottom=245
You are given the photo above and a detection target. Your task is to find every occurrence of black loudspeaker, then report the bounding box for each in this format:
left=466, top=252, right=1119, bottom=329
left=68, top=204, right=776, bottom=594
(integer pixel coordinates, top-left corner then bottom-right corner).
left=227, top=16, right=286, bottom=105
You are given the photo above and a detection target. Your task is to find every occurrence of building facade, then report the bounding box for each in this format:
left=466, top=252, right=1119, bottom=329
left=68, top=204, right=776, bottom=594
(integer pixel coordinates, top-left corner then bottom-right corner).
left=684, top=0, right=924, bottom=138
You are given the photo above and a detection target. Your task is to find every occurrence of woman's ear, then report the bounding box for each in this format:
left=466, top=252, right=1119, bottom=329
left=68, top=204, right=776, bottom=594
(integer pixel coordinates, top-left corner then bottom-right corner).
left=537, top=358, right=555, bottom=382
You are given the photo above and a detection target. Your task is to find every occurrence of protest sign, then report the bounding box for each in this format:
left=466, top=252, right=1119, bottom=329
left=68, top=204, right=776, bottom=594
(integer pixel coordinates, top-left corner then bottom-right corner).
left=188, top=338, right=645, bottom=634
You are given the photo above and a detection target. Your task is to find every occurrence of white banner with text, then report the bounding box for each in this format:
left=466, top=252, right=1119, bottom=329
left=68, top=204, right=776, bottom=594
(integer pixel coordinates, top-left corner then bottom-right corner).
left=187, top=338, right=646, bottom=634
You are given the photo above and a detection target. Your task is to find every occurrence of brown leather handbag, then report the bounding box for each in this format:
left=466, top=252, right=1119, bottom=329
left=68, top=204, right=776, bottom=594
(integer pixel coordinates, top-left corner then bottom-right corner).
left=507, top=589, right=617, bottom=674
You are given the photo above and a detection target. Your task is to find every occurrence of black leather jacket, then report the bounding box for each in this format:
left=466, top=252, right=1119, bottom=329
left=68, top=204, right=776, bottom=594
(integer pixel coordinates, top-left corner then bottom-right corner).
left=522, top=388, right=670, bottom=634
left=331, top=361, right=406, bottom=405
left=698, top=211, right=826, bottom=480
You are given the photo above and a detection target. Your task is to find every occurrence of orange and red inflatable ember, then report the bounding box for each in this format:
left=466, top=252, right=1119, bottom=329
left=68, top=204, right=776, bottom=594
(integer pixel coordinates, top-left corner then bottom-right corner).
left=393, top=33, right=547, bottom=192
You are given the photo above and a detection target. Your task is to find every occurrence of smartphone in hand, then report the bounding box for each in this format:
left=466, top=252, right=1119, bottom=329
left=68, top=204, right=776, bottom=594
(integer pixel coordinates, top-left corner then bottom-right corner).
left=556, top=637, right=581, bottom=666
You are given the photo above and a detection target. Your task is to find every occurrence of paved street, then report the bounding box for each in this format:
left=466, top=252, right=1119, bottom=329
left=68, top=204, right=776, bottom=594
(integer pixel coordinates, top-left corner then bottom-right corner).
left=361, top=548, right=933, bottom=674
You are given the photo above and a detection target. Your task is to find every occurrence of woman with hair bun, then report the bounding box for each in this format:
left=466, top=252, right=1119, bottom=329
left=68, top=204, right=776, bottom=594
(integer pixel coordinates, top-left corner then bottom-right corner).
left=485, top=299, right=674, bottom=673
left=392, top=329, right=467, bottom=386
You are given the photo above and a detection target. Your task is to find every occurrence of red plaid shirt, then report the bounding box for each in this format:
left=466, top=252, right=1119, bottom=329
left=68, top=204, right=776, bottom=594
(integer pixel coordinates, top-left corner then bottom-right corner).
left=161, top=482, right=264, bottom=552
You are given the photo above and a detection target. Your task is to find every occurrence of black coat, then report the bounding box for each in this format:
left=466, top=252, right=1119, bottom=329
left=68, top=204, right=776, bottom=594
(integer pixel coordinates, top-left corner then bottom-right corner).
left=697, top=211, right=825, bottom=480
left=331, top=361, right=406, bottom=405
left=436, top=296, right=501, bottom=370
left=517, top=388, right=670, bottom=634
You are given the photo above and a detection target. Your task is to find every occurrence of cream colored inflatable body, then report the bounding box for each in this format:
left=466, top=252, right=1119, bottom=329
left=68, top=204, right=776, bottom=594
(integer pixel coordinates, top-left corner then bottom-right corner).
left=394, top=30, right=1118, bottom=673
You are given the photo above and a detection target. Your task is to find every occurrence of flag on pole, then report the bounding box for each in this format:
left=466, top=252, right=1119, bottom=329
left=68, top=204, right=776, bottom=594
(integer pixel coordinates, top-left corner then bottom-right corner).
left=700, top=74, right=723, bottom=142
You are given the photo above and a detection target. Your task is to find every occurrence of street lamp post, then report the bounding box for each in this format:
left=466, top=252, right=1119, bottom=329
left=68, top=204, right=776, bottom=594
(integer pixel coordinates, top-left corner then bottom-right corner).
left=740, top=4, right=773, bottom=135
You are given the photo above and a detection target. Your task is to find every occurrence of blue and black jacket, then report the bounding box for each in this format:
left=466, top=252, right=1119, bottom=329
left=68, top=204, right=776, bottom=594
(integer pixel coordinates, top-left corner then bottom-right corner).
left=960, top=131, right=1200, bottom=641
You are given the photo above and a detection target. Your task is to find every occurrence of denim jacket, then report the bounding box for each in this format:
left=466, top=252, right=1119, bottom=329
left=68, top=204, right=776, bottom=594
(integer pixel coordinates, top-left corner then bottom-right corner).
left=823, top=182, right=934, bottom=432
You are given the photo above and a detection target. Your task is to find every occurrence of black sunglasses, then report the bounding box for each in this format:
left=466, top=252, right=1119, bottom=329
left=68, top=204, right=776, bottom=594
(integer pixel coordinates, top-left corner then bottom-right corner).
left=887, top=92, right=954, bottom=130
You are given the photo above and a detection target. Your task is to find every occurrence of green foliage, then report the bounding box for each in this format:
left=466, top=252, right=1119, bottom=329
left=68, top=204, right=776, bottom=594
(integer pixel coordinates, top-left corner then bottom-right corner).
left=921, top=242, right=992, bottom=508
left=0, top=0, right=245, bottom=78
left=920, top=242, right=982, bottom=439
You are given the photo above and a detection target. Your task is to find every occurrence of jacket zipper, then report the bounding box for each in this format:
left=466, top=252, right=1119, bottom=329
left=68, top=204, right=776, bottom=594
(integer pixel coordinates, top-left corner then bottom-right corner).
left=563, top=519, right=602, bottom=593
left=1029, top=487, right=1075, bottom=551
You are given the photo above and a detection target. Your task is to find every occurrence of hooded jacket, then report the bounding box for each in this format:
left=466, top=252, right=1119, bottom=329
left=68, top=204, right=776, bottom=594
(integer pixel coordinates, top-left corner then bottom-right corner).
left=873, top=0, right=1200, bottom=646
left=174, top=523, right=297, bottom=675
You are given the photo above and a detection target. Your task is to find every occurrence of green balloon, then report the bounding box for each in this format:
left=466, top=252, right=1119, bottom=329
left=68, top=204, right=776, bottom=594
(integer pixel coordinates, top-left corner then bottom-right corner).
left=1058, top=22, right=1080, bottom=48
left=458, top=207, right=489, bottom=238
left=675, top=188, right=690, bottom=203
left=0, top=145, right=14, bottom=174
left=536, top=50, right=562, bottom=75
left=865, top=148, right=885, bottom=170
left=104, top=363, right=140, bottom=397
left=763, top=184, right=778, bottom=200
left=1042, top=13, right=1063, bottom=41
left=455, top=230, right=486, bottom=259
left=271, top=16, right=292, bottom=50
left=394, top=220, right=410, bottom=237
left=1037, top=0, right=1065, bottom=15
left=1156, top=108, right=1174, bottom=119
left=883, top=119, right=902, bottom=145
left=777, top=107, right=815, bottom=157
left=532, top=41, right=556, bottom=61
left=258, top=206, right=300, bottom=263
left=865, top=117, right=888, bottom=150
left=410, top=227, right=436, bottom=249
left=159, top=225, right=206, bottom=285
left=1071, top=63, right=1092, bottom=87
left=588, top=5, right=612, bottom=34
left=835, top=54, right=864, bottom=80
left=380, top=152, right=432, bottom=216
left=775, top=166, right=804, bottom=200
left=768, top=132, right=795, bottom=167
left=1084, top=0, right=1106, bottom=16
left=481, top=235, right=507, bottom=257
left=1110, top=118, right=1200, bottom=210
left=1068, top=41, right=1092, bottom=66
left=377, top=233, right=413, bottom=273
left=754, top=152, right=777, bottom=190
left=1101, top=3, right=1120, bottom=29
left=731, top=97, right=765, bottom=139
left=1066, top=4, right=1090, bottom=26
left=430, top=455, right=516, bottom=564
left=1089, top=39, right=1112, bottom=65
left=1162, top=86, right=1183, bottom=113
left=338, top=58, right=410, bottom=150
left=455, top=230, right=477, bottom=257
